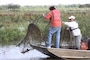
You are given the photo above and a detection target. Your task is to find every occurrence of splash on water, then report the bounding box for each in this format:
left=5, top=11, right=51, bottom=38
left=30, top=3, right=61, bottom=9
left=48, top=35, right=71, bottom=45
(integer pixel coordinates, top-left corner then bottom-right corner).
left=0, top=45, right=49, bottom=60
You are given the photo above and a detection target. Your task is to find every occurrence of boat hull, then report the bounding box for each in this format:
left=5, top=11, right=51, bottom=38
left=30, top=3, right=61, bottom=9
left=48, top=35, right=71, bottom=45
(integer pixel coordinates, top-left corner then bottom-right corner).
left=30, top=44, right=61, bottom=58
left=30, top=44, right=90, bottom=59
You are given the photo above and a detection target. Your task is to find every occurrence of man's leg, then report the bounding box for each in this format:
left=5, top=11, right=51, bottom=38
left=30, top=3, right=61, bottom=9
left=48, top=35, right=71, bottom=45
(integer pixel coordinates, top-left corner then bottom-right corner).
left=73, top=36, right=76, bottom=48
left=55, top=27, right=61, bottom=48
left=46, top=27, right=55, bottom=47
left=76, top=35, right=82, bottom=49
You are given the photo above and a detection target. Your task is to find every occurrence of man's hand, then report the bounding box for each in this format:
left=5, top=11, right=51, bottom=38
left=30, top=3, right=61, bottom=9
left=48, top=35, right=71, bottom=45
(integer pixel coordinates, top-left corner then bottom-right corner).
left=66, top=27, right=70, bottom=30
left=42, top=13, right=45, bottom=17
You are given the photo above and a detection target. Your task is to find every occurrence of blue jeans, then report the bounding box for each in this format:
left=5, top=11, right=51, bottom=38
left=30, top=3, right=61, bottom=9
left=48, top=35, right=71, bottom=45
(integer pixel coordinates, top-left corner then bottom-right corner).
left=46, top=27, right=61, bottom=48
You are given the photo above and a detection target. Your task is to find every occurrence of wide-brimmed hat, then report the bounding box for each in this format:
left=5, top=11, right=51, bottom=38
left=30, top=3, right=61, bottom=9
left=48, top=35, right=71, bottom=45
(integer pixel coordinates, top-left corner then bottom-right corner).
left=68, top=16, right=75, bottom=19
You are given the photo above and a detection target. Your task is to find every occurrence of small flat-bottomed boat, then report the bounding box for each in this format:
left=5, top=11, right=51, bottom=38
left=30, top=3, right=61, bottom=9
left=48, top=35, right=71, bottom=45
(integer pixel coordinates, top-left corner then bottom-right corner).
left=30, top=44, right=90, bottom=59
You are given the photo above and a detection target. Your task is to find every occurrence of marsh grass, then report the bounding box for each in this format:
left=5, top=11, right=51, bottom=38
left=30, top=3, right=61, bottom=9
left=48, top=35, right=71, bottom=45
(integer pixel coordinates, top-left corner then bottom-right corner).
left=0, top=8, right=90, bottom=45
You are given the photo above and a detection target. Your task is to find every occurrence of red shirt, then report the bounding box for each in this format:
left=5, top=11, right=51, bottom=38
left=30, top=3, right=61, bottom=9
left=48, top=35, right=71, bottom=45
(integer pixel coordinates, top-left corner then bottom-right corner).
left=45, top=9, right=62, bottom=27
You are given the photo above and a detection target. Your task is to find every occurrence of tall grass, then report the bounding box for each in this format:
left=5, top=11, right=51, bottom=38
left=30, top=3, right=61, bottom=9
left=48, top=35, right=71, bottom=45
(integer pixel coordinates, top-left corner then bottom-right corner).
left=0, top=8, right=90, bottom=45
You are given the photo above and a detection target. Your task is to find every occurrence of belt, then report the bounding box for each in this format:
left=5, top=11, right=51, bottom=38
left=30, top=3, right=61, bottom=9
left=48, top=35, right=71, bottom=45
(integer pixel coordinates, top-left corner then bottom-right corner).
left=71, top=28, right=78, bottom=31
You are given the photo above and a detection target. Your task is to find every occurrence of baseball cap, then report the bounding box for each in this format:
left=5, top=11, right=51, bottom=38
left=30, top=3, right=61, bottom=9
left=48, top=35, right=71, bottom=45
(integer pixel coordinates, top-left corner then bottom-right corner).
left=68, top=16, right=75, bottom=19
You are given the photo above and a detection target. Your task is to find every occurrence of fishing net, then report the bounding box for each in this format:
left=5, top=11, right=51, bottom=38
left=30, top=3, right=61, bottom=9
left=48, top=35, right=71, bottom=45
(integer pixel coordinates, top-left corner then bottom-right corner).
left=60, top=26, right=73, bottom=48
left=17, top=15, right=43, bottom=52
left=28, top=23, right=42, bottom=45
left=17, top=15, right=73, bottom=52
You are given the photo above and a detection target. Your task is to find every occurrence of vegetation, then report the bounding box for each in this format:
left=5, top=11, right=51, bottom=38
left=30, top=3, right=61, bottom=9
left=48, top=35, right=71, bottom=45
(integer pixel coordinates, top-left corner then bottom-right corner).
left=0, top=4, right=90, bottom=45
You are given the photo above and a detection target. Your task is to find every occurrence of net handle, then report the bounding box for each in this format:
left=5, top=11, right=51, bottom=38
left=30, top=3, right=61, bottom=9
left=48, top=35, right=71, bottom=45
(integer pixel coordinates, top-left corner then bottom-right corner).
left=32, top=15, right=43, bottom=24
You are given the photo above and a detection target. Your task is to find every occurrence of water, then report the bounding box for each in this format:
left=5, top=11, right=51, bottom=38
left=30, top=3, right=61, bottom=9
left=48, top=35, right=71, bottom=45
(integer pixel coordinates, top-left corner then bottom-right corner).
left=0, top=45, right=89, bottom=60
left=0, top=45, right=49, bottom=60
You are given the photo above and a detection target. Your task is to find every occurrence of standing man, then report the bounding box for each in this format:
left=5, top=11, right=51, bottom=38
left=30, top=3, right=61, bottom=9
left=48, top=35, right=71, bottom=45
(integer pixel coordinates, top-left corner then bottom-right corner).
left=62, top=16, right=82, bottom=49
left=43, top=6, right=62, bottom=48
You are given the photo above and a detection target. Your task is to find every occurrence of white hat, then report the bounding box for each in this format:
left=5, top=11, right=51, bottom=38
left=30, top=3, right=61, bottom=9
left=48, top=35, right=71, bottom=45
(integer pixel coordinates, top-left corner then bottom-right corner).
left=68, top=16, right=75, bottom=19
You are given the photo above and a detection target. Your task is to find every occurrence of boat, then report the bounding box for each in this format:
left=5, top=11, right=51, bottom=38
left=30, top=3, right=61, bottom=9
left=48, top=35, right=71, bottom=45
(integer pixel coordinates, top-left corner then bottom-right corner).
left=17, top=23, right=90, bottom=59
left=30, top=44, right=90, bottom=59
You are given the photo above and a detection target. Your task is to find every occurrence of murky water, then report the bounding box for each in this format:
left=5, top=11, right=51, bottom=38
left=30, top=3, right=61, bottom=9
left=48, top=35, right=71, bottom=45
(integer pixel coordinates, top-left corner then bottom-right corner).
left=0, top=45, right=89, bottom=60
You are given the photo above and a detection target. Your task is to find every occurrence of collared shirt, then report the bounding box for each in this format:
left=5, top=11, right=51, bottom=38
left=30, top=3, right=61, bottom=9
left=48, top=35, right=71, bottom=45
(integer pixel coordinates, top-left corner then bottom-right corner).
left=64, top=21, right=81, bottom=36
left=45, top=9, right=62, bottom=27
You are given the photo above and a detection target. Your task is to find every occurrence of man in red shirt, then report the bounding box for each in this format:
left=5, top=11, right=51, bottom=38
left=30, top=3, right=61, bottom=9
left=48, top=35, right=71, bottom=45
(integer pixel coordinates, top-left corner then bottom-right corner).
left=43, top=6, right=62, bottom=48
